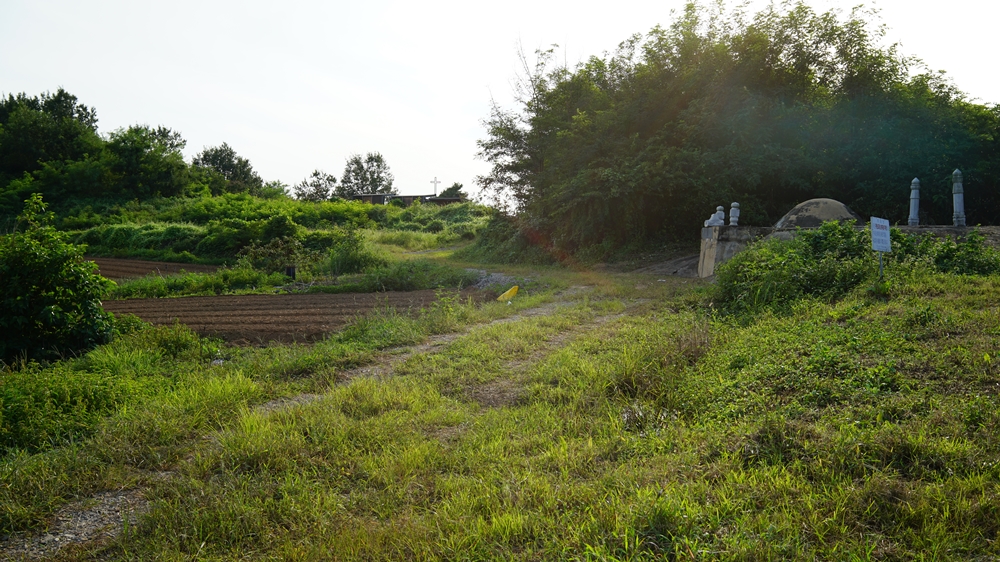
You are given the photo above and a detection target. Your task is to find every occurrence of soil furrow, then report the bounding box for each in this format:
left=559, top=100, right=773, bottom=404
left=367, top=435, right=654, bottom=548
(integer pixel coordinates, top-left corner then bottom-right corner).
left=103, top=289, right=486, bottom=344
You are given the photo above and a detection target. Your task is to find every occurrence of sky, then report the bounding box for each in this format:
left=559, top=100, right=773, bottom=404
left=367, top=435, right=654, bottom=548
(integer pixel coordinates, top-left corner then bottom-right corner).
left=2, top=0, right=998, bottom=198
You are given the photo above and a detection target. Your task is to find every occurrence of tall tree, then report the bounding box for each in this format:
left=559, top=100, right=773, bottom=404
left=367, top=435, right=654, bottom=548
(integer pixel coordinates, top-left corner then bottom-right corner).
left=0, top=89, right=102, bottom=182
left=105, top=125, right=188, bottom=198
left=192, top=142, right=263, bottom=195
left=293, top=169, right=338, bottom=201
left=338, top=152, right=395, bottom=197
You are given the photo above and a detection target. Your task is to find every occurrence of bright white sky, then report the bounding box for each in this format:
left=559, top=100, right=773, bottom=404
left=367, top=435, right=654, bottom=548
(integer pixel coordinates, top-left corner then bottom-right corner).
left=2, top=1, right=997, bottom=197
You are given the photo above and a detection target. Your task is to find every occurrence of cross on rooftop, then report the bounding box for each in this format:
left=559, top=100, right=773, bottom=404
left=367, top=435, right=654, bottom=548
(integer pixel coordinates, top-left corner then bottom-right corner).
left=430, top=176, right=441, bottom=195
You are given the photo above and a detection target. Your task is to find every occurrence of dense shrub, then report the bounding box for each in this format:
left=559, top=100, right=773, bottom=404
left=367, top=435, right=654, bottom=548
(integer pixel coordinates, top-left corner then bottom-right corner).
left=923, top=230, right=1000, bottom=274
left=237, top=236, right=320, bottom=275
left=0, top=195, right=114, bottom=363
left=359, top=259, right=478, bottom=292
left=66, top=197, right=491, bottom=263
left=74, top=222, right=204, bottom=259
left=193, top=215, right=300, bottom=258
left=714, top=221, right=1000, bottom=316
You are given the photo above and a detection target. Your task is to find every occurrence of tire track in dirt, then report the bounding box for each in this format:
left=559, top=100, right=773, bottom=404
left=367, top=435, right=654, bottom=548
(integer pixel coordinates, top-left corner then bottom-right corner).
left=256, top=286, right=612, bottom=412
left=254, top=297, right=579, bottom=413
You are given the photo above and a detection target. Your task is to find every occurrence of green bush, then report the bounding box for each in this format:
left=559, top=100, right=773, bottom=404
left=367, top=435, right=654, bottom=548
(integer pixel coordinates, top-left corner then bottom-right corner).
left=193, top=215, right=301, bottom=258
left=359, top=259, right=478, bottom=292
left=926, top=230, right=1000, bottom=274
left=74, top=222, right=205, bottom=260
left=0, top=195, right=114, bottom=363
left=238, top=237, right=321, bottom=275
left=423, top=219, right=445, bottom=233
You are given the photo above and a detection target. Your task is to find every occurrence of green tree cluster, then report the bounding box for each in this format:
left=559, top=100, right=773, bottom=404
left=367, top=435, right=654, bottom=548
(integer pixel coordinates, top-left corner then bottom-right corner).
left=477, top=2, right=1000, bottom=254
left=0, top=89, right=277, bottom=217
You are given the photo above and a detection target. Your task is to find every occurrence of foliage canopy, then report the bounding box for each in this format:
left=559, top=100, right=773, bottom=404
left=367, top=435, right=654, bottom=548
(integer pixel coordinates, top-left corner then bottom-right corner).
left=339, top=152, right=396, bottom=197
left=477, top=1, right=1000, bottom=255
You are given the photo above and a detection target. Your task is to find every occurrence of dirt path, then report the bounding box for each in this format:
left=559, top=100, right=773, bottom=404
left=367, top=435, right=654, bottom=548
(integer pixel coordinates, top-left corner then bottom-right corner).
left=255, top=290, right=594, bottom=414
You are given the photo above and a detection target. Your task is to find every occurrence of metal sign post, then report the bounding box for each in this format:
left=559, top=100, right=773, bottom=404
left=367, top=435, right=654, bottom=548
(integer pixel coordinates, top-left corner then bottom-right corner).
left=870, top=217, right=892, bottom=280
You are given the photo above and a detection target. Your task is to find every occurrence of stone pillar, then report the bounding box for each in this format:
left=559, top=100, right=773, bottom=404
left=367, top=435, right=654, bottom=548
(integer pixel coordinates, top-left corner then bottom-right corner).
left=729, top=202, right=740, bottom=226
left=953, top=169, right=966, bottom=227
left=908, top=178, right=920, bottom=226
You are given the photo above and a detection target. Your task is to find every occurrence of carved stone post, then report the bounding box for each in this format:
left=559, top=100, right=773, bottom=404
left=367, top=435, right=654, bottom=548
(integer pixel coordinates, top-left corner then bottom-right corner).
left=953, top=169, right=966, bottom=227
left=704, top=206, right=726, bottom=227
left=908, top=178, right=920, bottom=226
left=729, top=202, right=740, bottom=226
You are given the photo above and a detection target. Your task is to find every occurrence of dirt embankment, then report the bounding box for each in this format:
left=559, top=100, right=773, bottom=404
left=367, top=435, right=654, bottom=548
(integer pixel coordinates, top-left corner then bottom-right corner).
left=88, top=257, right=219, bottom=280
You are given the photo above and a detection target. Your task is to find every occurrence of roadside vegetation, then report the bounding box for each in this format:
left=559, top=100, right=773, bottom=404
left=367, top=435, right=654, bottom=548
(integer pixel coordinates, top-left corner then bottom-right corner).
left=713, top=220, right=1000, bottom=316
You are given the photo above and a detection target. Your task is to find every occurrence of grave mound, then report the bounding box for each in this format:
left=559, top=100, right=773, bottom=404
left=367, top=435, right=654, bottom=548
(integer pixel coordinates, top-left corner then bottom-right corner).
left=774, top=198, right=862, bottom=229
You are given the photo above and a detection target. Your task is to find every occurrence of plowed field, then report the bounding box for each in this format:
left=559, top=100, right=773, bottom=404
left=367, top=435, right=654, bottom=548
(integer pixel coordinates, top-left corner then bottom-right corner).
left=102, top=290, right=483, bottom=344
left=89, top=258, right=219, bottom=280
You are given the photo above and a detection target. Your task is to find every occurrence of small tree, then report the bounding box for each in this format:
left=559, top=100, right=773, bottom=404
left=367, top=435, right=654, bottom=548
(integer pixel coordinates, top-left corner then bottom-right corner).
left=192, top=142, right=263, bottom=195
left=338, top=152, right=395, bottom=197
left=293, top=169, right=338, bottom=202
left=0, top=194, right=114, bottom=363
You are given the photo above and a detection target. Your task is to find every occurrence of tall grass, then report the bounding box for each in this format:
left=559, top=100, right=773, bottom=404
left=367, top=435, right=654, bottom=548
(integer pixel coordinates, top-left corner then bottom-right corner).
left=97, top=271, right=1000, bottom=559
left=110, top=267, right=289, bottom=299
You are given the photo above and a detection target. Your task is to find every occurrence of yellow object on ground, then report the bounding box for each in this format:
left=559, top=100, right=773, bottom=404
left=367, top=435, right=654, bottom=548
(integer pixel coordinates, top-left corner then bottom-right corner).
left=497, top=285, right=519, bottom=301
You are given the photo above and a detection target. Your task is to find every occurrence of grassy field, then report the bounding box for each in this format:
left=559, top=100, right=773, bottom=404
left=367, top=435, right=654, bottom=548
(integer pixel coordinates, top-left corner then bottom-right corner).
left=4, top=244, right=1000, bottom=558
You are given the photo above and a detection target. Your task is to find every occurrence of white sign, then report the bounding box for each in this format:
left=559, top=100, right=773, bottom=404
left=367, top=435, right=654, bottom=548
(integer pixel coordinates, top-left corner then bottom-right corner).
left=870, top=217, right=891, bottom=253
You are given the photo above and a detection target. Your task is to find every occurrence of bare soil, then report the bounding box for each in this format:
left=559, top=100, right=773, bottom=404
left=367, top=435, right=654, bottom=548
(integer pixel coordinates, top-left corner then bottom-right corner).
left=89, top=257, right=219, bottom=280
left=102, top=290, right=486, bottom=344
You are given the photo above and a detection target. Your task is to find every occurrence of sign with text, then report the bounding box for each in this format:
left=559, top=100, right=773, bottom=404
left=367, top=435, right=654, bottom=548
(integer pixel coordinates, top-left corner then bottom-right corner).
left=870, top=217, right=891, bottom=253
